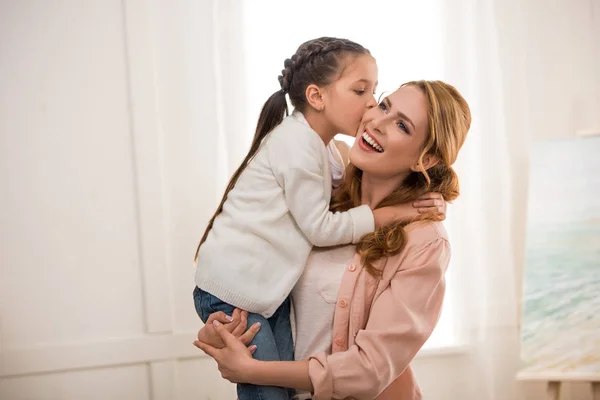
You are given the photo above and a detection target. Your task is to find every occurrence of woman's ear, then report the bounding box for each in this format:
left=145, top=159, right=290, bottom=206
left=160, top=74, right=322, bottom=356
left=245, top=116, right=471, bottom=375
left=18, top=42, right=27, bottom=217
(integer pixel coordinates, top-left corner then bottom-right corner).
left=305, top=84, right=325, bottom=111
left=410, top=154, right=440, bottom=172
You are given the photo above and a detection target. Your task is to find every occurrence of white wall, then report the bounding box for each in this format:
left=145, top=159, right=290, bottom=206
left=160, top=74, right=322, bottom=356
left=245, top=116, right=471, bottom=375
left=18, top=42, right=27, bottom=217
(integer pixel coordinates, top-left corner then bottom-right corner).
left=1, top=0, right=598, bottom=399
left=0, top=0, right=236, bottom=399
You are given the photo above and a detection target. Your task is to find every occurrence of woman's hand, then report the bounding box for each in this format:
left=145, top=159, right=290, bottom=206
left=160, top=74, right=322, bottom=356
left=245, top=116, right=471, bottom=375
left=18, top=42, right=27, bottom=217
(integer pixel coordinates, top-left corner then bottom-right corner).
left=194, top=320, right=260, bottom=383
left=413, top=192, right=446, bottom=220
left=196, top=309, right=260, bottom=349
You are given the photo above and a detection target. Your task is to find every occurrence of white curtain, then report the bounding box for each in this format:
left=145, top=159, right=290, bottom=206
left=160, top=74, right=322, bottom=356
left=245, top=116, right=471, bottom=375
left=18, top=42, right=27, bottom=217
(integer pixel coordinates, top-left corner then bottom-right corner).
left=149, top=0, right=252, bottom=268
left=440, top=0, right=524, bottom=398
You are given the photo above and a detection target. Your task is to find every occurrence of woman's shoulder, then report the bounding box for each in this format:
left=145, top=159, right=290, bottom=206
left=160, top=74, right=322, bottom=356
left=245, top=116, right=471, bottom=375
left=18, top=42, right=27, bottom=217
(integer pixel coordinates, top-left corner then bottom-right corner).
left=403, top=220, right=449, bottom=249
left=375, top=220, right=450, bottom=282
left=332, top=139, right=351, bottom=165
left=378, top=221, right=450, bottom=276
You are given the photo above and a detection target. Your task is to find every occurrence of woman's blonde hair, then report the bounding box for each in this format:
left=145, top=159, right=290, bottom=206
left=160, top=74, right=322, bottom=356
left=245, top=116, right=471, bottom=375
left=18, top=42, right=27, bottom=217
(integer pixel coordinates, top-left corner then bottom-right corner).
left=330, top=80, right=471, bottom=275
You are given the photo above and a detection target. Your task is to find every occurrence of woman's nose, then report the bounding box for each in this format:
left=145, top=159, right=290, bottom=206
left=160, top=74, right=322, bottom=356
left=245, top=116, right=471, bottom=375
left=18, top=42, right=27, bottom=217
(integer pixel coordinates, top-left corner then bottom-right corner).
left=370, top=111, right=388, bottom=132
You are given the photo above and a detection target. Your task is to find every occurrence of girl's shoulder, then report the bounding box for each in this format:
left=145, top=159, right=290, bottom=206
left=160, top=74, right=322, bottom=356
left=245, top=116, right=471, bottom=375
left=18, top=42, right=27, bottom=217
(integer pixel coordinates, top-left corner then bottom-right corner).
left=267, top=113, right=323, bottom=149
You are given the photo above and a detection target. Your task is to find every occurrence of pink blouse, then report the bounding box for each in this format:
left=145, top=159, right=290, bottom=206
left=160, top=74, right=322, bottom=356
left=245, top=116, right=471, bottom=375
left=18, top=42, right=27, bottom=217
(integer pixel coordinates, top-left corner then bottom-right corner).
left=308, top=221, right=451, bottom=400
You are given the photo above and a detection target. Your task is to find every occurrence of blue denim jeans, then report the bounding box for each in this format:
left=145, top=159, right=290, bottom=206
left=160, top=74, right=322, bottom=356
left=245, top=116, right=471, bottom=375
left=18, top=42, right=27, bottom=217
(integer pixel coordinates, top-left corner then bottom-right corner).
left=193, top=287, right=294, bottom=400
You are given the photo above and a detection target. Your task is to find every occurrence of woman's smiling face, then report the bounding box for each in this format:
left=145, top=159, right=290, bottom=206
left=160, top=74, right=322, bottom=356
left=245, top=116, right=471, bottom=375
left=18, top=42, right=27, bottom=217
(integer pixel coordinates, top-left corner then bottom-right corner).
left=350, top=84, right=431, bottom=178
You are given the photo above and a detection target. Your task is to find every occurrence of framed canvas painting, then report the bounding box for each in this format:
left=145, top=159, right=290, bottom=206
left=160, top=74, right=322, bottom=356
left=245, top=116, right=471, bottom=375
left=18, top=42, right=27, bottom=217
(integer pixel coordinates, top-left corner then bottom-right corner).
left=519, top=135, right=600, bottom=379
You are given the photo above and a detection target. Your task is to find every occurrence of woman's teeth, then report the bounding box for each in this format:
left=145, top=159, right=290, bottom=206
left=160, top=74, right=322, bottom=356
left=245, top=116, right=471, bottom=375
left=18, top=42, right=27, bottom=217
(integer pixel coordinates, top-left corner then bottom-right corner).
left=361, top=132, right=383, bottom=152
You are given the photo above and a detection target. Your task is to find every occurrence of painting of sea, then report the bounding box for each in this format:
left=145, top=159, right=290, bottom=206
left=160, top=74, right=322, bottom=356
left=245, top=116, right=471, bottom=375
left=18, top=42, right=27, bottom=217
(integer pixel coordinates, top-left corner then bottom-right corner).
left=519, top=136, right=600, bottom=377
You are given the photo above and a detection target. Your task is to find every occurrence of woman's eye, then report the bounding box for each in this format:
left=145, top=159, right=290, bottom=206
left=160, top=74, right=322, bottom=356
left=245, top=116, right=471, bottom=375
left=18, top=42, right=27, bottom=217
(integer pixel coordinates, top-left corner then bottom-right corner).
left=378, top=102, right=388, bottom=112
left=398, top=121, right=408, bottom=133
left=354, top=90, right=366, bottom=95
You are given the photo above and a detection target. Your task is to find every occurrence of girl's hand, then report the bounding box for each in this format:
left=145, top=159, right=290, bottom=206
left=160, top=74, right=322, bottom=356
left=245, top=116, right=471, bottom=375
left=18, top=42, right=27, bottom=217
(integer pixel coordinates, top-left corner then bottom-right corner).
left=372, top=192, right=447, bottom=228
left=193, top=320, right=260, bottom=383
left=413, top=192, right=446, bottom=220
left=373, top=203, right=418, bottom=228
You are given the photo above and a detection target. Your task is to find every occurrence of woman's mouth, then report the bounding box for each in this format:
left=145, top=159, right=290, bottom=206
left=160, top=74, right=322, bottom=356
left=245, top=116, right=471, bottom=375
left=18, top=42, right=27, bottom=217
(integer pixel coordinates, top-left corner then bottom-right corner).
left=358, top=131, right=384, bottom=153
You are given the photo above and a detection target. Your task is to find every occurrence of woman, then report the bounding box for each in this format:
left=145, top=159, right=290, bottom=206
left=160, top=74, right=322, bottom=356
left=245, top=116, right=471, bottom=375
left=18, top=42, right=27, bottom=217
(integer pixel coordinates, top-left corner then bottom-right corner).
left=195, top=80, right=471, bottom=400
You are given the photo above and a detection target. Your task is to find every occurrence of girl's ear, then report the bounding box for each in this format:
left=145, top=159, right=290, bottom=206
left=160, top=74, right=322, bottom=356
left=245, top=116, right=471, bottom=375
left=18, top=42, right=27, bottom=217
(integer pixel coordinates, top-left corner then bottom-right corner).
left=305, top=84, right=325, bottom=111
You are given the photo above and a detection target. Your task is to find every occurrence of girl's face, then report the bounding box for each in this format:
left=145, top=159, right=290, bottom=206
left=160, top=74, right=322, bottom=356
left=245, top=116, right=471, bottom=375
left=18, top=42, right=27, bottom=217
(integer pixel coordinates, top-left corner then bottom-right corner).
left=349, top=85, right=431, bottom=178
left=321, top=54, right=378, bottom=137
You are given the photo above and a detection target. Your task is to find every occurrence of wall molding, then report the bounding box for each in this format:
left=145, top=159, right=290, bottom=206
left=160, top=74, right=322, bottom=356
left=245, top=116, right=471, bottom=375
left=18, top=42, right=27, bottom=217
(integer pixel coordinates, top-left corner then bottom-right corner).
left=0, top=332, right=203, bottom=378
left=0, top=332, right=469, bottom=379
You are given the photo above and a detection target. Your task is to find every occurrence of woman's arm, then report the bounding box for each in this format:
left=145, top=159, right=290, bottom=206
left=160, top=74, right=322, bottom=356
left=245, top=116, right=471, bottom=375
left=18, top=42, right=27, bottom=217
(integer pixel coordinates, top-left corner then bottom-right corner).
left=194, top=321, right=312, bottom=390
left=195, top=235, right=450, bottom=400
left=247, top=360, right=312, bottom=391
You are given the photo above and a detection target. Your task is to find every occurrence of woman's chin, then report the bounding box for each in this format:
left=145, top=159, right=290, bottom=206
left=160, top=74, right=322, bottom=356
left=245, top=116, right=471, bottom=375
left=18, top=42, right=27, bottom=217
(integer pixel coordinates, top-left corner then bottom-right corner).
left=348, top=149, right=369, bottom=171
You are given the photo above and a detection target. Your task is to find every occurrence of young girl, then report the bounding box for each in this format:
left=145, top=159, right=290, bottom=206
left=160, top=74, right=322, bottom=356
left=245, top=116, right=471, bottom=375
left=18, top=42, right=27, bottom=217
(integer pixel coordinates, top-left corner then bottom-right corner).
left=194, top=37, right=409, bottom=400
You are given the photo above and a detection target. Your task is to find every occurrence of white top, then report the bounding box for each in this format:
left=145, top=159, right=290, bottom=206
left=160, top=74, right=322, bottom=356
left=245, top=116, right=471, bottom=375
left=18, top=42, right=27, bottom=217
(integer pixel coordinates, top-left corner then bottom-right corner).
left=292, top=245, right=355, bottom=361
left=194, top=111, right=374, bottom=318
left=327, top=140, right=345, bottom=188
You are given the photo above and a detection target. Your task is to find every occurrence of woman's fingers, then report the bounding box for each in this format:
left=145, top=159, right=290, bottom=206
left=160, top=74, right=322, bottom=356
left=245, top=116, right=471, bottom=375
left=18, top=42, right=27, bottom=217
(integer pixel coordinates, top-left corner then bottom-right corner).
left=193, top=340, right=218, bottom=359
left=248, top=345, right=257, bottom=355
left=212, top=320, right=241, bottom=347
left=239, top=322, right=262, bottom=346
left=206, top=311, right=234, bottom=325
left=225, top=309, right=243, bottom=333
left=231, top=310, right=248, bottom=337
left=206, top=310, right=243, bottom=335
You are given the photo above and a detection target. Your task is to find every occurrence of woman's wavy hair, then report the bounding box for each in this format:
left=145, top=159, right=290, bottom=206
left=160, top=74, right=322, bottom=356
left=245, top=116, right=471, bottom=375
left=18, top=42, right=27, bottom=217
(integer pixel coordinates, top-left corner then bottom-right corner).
left=330, top=80, right=471, bottom=275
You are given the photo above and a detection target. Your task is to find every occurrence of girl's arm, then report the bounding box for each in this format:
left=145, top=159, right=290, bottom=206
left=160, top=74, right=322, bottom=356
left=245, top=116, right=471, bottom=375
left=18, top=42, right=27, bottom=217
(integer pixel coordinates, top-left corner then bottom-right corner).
left=267, top=128, right=446, bottom=246
left=267, top=127, right=374, bottom=246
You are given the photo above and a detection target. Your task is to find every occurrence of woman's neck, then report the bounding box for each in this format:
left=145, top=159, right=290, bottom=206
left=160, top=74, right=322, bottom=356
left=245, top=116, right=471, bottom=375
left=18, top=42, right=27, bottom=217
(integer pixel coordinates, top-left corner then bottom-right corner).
left=360, top=172, right=407, bottom=208
left=303, top=109, right=337, bottom=145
